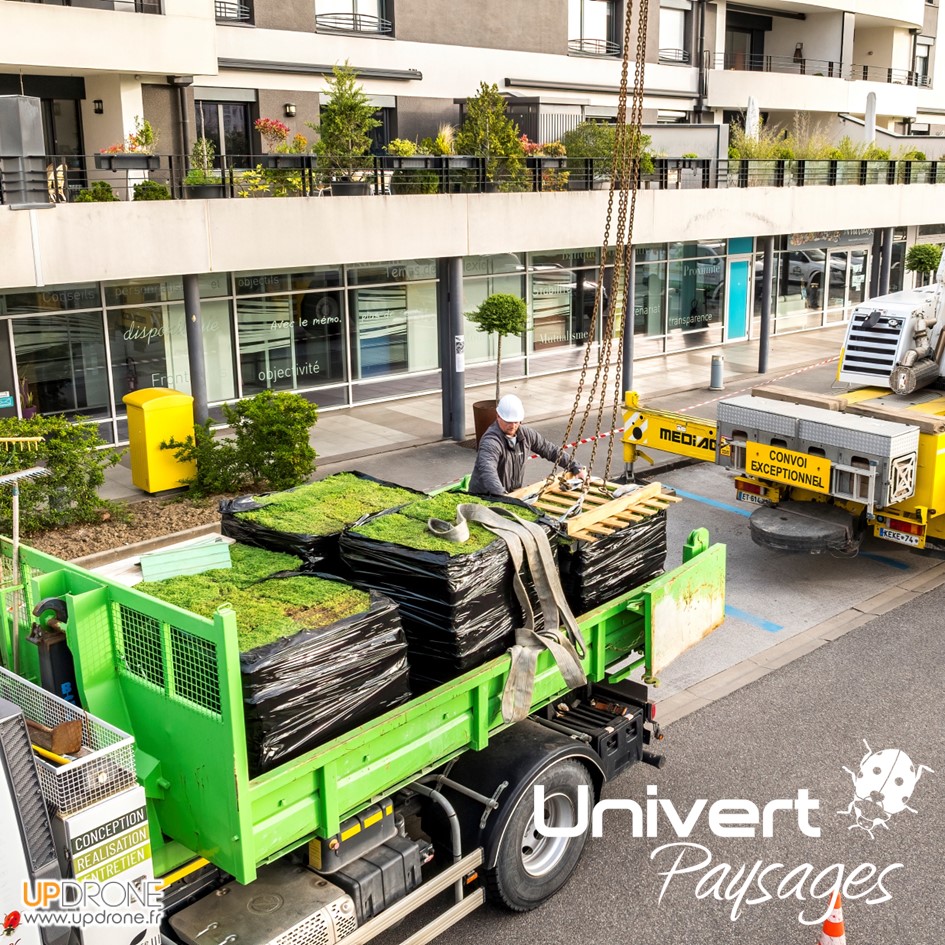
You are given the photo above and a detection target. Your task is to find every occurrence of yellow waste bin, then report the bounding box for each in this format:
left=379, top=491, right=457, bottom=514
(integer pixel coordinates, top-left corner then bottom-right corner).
left=123, top=388, right=197, bottom=493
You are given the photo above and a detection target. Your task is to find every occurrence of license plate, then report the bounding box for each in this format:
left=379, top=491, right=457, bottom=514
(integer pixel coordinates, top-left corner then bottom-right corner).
left=878, top=527, right=920, bottom=547
left=737, top=491, right=766, bottom=505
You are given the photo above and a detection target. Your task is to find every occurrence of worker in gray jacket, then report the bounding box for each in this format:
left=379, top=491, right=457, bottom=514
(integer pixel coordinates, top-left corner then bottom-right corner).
left=469, top=394, right=586, bottom=496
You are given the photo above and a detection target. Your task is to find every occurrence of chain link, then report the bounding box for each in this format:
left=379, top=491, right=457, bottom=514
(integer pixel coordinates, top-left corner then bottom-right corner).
left=546, top=0, right=648, bottom=493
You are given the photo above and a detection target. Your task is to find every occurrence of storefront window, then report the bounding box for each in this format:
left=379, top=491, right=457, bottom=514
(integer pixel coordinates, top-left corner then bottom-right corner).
left=14, top=312, right=109, bottom=419
left=463, top=274, right=526, bottom=365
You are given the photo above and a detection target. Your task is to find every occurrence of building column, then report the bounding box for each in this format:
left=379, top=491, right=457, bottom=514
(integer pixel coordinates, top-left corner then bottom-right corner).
left=759, top=236, right=775, bottom=374
left=870, top=229, right=883, bottom=298
left=622, top=247, right=635, bottom=397
left=879, top=226, right=894, bottom=296
left=437, top=258, right=465, bottom=441
left=183, top=274, right=208, bottom=424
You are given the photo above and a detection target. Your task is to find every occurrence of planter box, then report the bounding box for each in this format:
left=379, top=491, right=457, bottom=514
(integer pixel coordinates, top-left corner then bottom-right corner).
left=330, top=180, right=372, bottom=196
left=259, top=154, right=308, bottom=169
left=94, top=154, right=160, bottom=171
left=184, top=183, right=227, bottom=199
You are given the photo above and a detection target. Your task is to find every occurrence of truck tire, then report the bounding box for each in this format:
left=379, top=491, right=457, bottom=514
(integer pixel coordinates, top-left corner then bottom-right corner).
left=485, top=758, right=593, bottom=912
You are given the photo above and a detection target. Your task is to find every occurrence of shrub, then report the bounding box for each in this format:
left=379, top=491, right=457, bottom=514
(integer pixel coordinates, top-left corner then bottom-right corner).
left=75, top=181, right=119, bottom=202
left=455, top=82, right=528, bottom=190
left=133, top=180, right=171, bottom=201
left=728, top=119, right=793, bottom=160
left=0, top=415, right=123, bottom=535
left=162, top=390, right=318, bottom=496
left=562, top=121, right=654, bottom=176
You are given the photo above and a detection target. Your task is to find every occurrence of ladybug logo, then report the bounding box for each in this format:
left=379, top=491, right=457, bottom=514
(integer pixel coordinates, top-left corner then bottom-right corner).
left=2, top=911, right=21, bottom=936
left=838, top=739, right=934, bottom=839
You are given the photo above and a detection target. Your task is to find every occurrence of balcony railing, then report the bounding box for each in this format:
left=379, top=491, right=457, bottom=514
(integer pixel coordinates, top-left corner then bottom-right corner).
left=659, top=48, right=691, bottom=64
left=215, top=0, right=252, bottom=21
left=712, top=52, right=929, bottom=87
left=3, top=154, right=943, bottom=205
left=568, top=37, right=620, bottom=57
left=9, top=0, right=162, bottom=11
left=314, top=12, right=392, bottom=33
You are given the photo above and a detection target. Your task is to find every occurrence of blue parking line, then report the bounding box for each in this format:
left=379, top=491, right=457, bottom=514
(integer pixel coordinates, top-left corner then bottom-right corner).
left=724, top=604, right=784, bottom=633
left=859, top=552, right=911, bottom=571
left=672, top=487, right=752, bottom=518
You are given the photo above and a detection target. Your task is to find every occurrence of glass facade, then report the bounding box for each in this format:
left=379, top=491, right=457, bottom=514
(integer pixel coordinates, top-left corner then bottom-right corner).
left=0, top=230, right=891, bottom=442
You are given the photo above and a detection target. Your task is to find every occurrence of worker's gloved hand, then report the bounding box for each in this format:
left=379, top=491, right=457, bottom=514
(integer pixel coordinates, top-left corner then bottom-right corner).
left=574, top=466, right=588, bottom=482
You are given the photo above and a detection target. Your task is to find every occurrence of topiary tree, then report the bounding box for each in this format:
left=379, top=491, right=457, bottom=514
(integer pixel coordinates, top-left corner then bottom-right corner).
left=455, top=82, right=527, bottom=190
left=467, top=293, right=528, bottom=402
left=905, top=243, right=943, bottom=285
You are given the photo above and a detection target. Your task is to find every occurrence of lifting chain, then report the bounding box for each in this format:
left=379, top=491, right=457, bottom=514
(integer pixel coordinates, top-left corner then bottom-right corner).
left=546, top=0, right=649, bottom=496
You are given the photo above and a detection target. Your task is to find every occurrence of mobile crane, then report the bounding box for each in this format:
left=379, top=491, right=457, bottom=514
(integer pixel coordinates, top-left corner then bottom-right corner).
left=623, top=259, right=945, bottom=554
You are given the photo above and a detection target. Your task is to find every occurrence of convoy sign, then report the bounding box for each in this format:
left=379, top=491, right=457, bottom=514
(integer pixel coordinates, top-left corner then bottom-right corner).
left=745, top=444, right=831, bottom=495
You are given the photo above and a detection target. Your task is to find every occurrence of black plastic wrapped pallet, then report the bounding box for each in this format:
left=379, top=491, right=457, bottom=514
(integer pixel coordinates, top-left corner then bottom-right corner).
left=558, top=508, right=668, bottom=616
left=240, top=584, right=411, bottom=777
left=339, top=503, right=557, bottom=687
left=219, top=472, right=423, bottom=578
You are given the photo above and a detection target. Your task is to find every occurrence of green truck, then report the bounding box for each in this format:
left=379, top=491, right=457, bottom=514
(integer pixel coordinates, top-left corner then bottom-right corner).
left=3, top=518, right=724, bottom=945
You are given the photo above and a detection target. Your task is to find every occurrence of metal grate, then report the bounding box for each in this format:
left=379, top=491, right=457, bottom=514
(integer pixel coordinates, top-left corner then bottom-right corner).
left=117, top=604, right=165, bottom=688
left=0, top=700, right=58, bottom=875
left=838, top=309, right=905, bottom=382
left=169, top=627, right=221, bottom=716
left=275, top=900, right=357, bottom=944
left=0, top=667, right=135, bottom=815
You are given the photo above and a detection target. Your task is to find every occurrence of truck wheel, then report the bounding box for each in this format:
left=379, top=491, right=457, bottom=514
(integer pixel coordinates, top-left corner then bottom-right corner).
left=485, top=759, right=592, bottom=912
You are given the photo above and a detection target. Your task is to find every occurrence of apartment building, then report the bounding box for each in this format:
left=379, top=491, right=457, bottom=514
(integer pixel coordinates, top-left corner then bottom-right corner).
left=1, top=0, right=944, bottom=443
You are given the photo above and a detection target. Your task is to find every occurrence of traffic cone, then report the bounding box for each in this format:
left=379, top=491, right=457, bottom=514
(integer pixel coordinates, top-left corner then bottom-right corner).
left=817, top=893, right=846, bottom=945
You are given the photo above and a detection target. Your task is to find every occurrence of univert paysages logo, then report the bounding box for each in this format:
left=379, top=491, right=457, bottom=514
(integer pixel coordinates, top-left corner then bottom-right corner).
left=532, top=740, right=934, bottom=926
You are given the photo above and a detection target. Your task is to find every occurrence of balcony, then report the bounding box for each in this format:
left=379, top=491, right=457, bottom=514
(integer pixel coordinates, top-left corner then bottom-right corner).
left=659, top=48, right=691, bottom=65
left=568, top=37, right=620, bottom=57
left=5, top=0, right=162, bottom=11
left=215, top=0, right=251, bottom=23
left=712, top=53, right=928, bottom=88
left=314, top=12, right=392, bottom=34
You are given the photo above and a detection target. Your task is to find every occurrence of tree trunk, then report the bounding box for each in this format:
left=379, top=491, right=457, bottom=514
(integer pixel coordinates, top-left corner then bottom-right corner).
left=495, top=334, right=503, bottom=403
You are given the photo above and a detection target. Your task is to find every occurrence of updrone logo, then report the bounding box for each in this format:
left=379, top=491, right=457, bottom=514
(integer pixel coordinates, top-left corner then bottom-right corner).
left=838, top=739, right=934, bottom=839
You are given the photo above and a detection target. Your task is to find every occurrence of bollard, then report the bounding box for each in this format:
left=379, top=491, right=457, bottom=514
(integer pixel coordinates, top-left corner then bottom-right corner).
left=709, top=354, right=725, bottom=391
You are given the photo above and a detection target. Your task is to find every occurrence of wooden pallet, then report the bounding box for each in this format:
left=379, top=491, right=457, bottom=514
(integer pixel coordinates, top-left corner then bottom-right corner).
left=508, top=479, right=680, bottom=541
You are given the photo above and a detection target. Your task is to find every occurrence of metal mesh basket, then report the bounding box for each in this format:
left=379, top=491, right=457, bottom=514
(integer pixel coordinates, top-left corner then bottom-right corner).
left=0, top=666, right=136, bottom=815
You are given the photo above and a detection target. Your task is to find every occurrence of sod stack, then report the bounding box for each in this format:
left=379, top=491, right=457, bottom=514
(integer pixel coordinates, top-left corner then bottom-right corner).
left=557, top=509, right=668, bottom=615
left=136, top=543, right=411, bottom=776
left=340, top=492, right=552, bottom=690
left=220, top=472, right=422, bottom=576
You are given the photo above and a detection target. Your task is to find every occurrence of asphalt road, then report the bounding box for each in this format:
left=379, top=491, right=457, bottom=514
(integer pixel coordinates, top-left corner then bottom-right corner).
left=435, top=586, right=944, bottom=945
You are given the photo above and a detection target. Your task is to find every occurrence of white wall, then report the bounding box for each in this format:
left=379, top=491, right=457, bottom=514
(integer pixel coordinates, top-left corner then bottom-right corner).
left=0, top=1, right=217, bottom=76
left=4, top=184, right=945, bottom=291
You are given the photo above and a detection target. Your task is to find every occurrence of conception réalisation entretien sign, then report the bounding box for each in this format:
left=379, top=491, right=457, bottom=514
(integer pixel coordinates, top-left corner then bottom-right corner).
left=744, top=443, right=831, bottom=495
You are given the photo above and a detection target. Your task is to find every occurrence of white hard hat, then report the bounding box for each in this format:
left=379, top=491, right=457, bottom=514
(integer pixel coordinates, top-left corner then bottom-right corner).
left=496, top=394, right=525, bottom=423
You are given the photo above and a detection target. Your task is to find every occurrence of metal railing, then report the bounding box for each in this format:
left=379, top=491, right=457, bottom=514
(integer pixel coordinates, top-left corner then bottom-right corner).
left=712, top=52, right=929, bottom=87
left=4, top=153, right=944, bottom=205
left=215, top=0, right=252, bottom=21
left=9, top=0, right=163, bottom=11
left=659, top=48, right=690, bottom=64
left=314, top=12, right=392, bottom=33
left=568, top=37, right=621, bottom=57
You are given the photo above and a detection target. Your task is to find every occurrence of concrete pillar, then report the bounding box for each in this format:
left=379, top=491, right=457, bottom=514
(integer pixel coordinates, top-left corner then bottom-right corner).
left=759, top=236, right=775, bottom=374
left=183, top=274, right=208, bottom=424
left=879, top=227, right=894, bottom=296
left=622, top=248, right=635, bottom=397
left=870, top=229, right=883, bottom=297
left=437, top=257, right=466, bottom=441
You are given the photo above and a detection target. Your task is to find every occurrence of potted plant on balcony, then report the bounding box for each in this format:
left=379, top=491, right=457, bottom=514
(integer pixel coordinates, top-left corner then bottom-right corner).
left=385, top=139, right=439, bottom=194
left=309, top=62, right=381, bottom=195
left=455, top=82, right=527, bottom=192
left=184, top=137, right=226, bottom=198
left=562, top=120, right=654, bottom=190
left=255, top=118, right=310, bottom=169
left=94, top=115, right=161, bottom=171
left=466, top=293, right=528, bottom=443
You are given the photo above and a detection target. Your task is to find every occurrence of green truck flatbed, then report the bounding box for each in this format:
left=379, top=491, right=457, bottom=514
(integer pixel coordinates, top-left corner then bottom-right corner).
left=5, top=531, right=724, bottom=884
